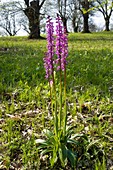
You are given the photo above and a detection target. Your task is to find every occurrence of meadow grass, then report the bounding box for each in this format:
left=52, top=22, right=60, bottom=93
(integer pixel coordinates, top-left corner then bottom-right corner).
left=0, top=32, right=113, bottom=169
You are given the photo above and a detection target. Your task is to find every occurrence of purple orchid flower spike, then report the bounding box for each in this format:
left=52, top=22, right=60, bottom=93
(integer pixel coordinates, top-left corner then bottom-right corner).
left=55, top=15, right=68, bottom=71
left=44, top=16, right=54, bottom=80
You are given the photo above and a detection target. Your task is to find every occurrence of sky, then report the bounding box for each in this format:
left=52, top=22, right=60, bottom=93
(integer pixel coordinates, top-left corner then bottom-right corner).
left=92, top=13, right=105, bottom=30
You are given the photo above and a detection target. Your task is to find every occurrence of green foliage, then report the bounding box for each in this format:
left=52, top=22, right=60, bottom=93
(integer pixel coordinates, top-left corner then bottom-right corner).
left=0, top=33, right=113, bottom=169
left=36, top=128, right=78, bottom=168
left=21, top=136, right=40, bottom=169
left=95, top=157, right=106, bottom=170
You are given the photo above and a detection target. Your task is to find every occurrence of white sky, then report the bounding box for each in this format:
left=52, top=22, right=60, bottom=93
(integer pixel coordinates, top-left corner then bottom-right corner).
left=92, top=13, right=105, bottom=29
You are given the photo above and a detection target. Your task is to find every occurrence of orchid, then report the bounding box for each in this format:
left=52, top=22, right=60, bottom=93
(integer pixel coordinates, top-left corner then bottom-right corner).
left=44, top=16, right=54, bottom=80
left=55, top=15, right=68, bottom=71
left=38, top=16, right=77, bottom=168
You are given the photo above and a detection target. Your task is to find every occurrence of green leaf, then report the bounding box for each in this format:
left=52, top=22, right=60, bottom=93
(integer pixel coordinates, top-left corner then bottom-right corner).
left=43, top=129, right=54, bottom=137
left=58, top=144, right=67, bottom=167
left=86, top=139, right=100, bottom=151
left=59, top=147, right=65, bottom=167
left=41, top=148, right=52, bottom=156
left=38, top=144, right=48, bottom=150
left=43, top=129, right=57, bottom=145
left=70, top=133, right=85, bottom=140
left=67, top=139, right=79, bottom=145
left=35, top=139, right=46, bottom=144
left=36, top=138, right=53, bottom=150
left=67, top=149, right=76, bottom=168
left=50, top=148, right=58, bottom=167
left=66, top=126, right=75, bottom=135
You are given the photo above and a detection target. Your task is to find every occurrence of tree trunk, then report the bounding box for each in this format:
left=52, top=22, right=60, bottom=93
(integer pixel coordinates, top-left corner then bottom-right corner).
left=74, top=25, right=78, bottom=33
left=61, top=16, right=68, bottom=33
left=83, top=13, right=90, bottom=33
left=105, top=17, right=110, bottom=31
left=24, top=1, right=41, bottom=39
left=81, top=0, right=90, bottom=33
left=72, top=18, right=78, bottom=33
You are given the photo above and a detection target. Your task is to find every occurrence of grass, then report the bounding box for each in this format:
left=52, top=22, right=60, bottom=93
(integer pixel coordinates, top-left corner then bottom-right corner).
left=0, top=32, right=113, bottom=170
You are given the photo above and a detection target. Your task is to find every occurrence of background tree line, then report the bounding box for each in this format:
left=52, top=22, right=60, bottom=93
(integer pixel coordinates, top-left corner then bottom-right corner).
left=0, top=0, right=113, bottom=39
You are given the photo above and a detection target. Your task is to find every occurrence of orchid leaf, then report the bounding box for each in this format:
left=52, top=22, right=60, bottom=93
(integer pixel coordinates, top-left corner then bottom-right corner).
left=35, top=139, right=46, bottom=144
left=67, top=148, right=77, bottom=168
left=41, top=148, right=52, bottom=156
left=67, top=139, right=79, bottom=145
left=58, top=144, right=67, bottom=167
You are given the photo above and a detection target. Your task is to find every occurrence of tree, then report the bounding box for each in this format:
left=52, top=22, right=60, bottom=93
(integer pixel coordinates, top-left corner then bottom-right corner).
left=57, top=0, right=69, bottom=32
left=71, top=10, right=82, bottom=32
left=23, top=0, right=46, bottom=39
left=18, top=13, right=30, bottom=34
left=89, top=19, right=98, bottom=32
left=79, top=0, right=91, bottom=33
left=95, top=0, right=113, bottom=31
left=68, top=0, right=82, bottom=32
left=0, top=2, right=21, bottom=36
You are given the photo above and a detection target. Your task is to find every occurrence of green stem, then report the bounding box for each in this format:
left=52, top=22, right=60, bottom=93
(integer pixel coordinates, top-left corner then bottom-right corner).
left=64, top=66, right=67, bottom=135
left=59, top=67, right=62, bottom=130
left=52, top=72, right=58, bottom=137
left=49, top=80, right=52, bottom=102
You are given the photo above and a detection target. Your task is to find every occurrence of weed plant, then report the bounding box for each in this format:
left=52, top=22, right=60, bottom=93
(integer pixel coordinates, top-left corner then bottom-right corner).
left=0, top=31, right=113, bottom=169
